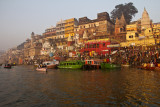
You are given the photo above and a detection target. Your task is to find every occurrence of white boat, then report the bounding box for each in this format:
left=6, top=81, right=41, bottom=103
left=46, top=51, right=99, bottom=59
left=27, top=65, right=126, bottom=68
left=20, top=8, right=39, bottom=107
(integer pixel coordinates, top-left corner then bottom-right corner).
left=36, top=67, right=47, bottom=72
left=43, top=60, right=59, bottom=69
left=121, top=64, right=130, bottom=67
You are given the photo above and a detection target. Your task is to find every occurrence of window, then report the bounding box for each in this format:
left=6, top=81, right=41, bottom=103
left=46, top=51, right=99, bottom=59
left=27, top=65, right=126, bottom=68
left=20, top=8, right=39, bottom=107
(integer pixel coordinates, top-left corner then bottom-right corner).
left=93, top=44, right=96, bottom=48
left=135, top=33, right=139, bottom=37
left=97, top=44, right=99, bottom=48
left=89, top=44, right=93, bottom=48
left=103, top=43, right=105, bottom=47
left=129, top=35, right=133, bottom=38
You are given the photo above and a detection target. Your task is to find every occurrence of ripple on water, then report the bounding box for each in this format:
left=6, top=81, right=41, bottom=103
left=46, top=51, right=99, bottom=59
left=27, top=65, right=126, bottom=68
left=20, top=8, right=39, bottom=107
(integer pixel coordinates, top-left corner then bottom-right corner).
left=0, top=66, right=160, bottom=106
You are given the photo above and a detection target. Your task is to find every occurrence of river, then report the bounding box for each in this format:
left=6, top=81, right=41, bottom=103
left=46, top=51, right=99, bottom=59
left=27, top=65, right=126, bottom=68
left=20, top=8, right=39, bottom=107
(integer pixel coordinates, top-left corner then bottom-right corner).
left=0, top=65, right=160, bottom=106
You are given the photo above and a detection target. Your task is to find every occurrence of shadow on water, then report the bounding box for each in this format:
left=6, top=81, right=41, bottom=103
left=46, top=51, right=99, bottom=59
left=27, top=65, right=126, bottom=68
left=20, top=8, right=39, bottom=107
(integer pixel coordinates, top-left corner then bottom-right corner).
left=0, top=65, right=160, bottom=106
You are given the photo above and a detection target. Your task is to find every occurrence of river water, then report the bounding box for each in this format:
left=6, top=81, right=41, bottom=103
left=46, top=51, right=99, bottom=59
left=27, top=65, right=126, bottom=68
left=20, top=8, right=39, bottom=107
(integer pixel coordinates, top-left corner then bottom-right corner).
left=0, top=65, right=160, bottom=106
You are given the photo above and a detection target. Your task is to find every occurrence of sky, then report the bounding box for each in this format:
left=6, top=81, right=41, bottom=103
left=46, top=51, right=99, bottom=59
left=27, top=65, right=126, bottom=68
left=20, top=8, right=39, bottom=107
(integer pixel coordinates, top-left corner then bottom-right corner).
left=0, top=0, right=160, bottom=51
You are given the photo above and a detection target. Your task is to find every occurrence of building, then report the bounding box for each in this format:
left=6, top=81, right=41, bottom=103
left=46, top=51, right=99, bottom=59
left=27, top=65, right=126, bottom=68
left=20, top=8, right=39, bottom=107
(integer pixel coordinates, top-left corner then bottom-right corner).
left=75, top=12, right=114, bottom=42
left=126, top=20, right=141, bottom=41
left=141, top=8, right=152, bottom=31
left=80, top=39, right=111, bottom=56
left=42, top=26, right=56, bottom=40
left=24, top=32, right=42, bottom=64
left=114, top=13, right=127, bottom=42
left=56, top=20, right=65, bottom=39
left=65, top=18, right=78, bottom=38
left=121, top=8, right=155, bottom=47
left=56, top=19, right=67, bottom=50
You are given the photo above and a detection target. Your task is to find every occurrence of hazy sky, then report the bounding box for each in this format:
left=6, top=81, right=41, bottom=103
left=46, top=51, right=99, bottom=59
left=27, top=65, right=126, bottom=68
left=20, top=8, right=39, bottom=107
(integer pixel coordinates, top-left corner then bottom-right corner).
left=0, top=0, right=160, bottom=51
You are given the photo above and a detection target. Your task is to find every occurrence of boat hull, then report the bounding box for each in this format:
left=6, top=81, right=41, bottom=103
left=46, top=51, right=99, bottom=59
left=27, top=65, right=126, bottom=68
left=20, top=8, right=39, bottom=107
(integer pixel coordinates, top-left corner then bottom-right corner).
left=4, top=66, right=12, bottom=69
left=47, top=64, right=57, bottom=69
left=121, top=64, right=130, bottom=67
left=36, top=68, right=47, bottom=72
left=58, top=60, right=84, bottom=69
left=58, top=65, right=83, bottom=69
left=101, top=63, right=121, bottom=69
left=155, top=67, right=160, bottom=71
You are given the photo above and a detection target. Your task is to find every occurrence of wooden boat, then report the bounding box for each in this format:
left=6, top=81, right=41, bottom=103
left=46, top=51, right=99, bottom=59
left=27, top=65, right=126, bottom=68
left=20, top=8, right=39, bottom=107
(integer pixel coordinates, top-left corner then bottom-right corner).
left=121, top=63, right=130, bottom=67
left=58, top=60, right=84, bottom=69
left=155, top=67, right=160, bottom=71
left=43, top=60, right=59, bottom=69
left=36, top=65, right=47, bottom=72
left=138, top=63, right=155, bottom=70
left=34, top=63, right=39, bottom=67
left=84, top=59, right=102, bottom=69
left=11, top=63, right=16, bottom=66
left=36, top=67, right=47, bottom=72
left=4, top=64, right=12, bottom=68
left=101, top=63, right=121, bottom=69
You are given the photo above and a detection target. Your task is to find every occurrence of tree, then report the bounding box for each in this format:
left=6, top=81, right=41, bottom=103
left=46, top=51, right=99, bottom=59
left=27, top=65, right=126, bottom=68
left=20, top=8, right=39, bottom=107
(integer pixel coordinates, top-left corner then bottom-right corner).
left=110, top=2, right=138, bottom=24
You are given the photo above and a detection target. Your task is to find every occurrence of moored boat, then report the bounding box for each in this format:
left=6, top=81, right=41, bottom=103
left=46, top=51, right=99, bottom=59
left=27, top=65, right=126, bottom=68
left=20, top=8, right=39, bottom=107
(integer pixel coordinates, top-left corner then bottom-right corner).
left=101, top=63, right=121, bottom=69
left=155, top=67, right=160, bottom=71
left=121, top=63, right=130, bottom=67
left=138, top=63, right=155, bottom=70
left=36, top=65, right=47, bottom=72
left=43, top=60, right=59, bottom=69
left=84, top=59, right=102, bottom=69
left=36, top=67, right=47, bottom=72
left=4, top=64, right=12, bottom=68
left=58, top=60, right=84, bottom=69
left=11, top=63, right=16, bottom=66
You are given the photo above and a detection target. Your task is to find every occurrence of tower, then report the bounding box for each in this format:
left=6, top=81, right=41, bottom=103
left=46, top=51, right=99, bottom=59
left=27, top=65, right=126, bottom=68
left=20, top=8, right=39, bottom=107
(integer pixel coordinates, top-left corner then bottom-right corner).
left=141, top=8, right=151, bottom=30
left=115, top=13, right=126, bottom=35
left=31, top=32, right=35, bottom=46
left=120, top=13, right=126, bottom=26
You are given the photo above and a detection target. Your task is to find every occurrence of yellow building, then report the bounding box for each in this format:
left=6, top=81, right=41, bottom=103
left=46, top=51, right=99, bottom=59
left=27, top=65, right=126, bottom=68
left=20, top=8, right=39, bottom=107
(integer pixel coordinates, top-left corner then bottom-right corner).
left=126, top=23, right=139, bottom=41
left=65, top=18, right=78, bottom=38
left=153, top=23, right=160, bottom=36
left=126, top=20, right=141, bottom=41
left=120, top=38, right=155, bottom=47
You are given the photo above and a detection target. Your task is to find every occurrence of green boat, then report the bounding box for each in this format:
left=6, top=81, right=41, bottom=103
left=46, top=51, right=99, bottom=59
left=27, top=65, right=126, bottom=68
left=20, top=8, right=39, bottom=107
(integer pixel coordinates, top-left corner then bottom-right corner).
left=58, top=60, right=84, bottom=69
left=101, top=63, right=121, bottom=69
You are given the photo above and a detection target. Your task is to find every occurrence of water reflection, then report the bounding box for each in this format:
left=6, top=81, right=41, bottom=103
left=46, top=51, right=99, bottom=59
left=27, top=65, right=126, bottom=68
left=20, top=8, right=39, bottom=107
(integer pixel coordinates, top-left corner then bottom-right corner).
left=0, top=66, right=160, bottom=106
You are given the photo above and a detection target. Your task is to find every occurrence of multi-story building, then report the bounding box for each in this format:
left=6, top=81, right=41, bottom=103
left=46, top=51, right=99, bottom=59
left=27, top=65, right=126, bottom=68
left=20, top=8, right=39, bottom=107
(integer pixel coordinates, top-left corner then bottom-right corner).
left=56, top=20, right=65, bottom=39
left=75, top=12, right=114, bottom=42
left=55, top=20, right=67, bottom=50
left=65, top=18, right=78, bottom=38
left=42, top=26, right=56, bottom=40
left=126, top=20, right=141, bottom=41
left=152, top=23, right=160, bottom=37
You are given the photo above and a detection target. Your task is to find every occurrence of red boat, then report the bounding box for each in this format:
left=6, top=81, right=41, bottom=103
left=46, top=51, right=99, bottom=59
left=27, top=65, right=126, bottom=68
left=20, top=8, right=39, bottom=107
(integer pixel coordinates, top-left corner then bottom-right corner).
left=4, top=64, right=12, bottom=68
left=138, top=63, right=155, bottom=70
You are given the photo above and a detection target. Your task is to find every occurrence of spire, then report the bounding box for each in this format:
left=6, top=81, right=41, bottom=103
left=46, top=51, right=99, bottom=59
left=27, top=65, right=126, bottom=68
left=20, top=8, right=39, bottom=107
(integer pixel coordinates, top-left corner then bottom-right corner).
left=141, top=7, right=151, bottom=30
left=144, top=7, right=146, bottom=12
left=120, top=13, right=126, bottom=25
left=31, top=32, right=34, bottom=38
left=143, top=7, right=149, bottom=16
